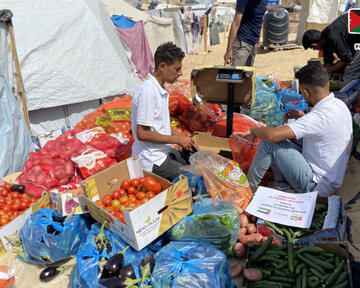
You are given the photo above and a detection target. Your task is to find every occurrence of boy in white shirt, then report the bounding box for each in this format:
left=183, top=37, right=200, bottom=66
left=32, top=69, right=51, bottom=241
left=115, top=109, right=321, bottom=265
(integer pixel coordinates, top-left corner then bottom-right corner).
left=131, top=42, right=197, bottom=181
left=242, top=64, right=352, bottom=196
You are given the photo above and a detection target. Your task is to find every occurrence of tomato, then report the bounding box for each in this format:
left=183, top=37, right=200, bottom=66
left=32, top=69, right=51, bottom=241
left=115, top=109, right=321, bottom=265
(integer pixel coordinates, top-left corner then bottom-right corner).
left=128, top=202, right=136, bottom=208
left=21, top=193, right=30, bottom=199
left=153, top=182, right=162, bottom=194
left=120, top=180, right=131, bottom=190
left=0, top=198, right=7, bottom=205
left=138, top=177, right=145, bottom=185
left=130, top=179, right=140, bottom=189
left=147, top=191, right=155, bottom=199
left=11, top=203, right=19, bottom=211
left=4, top=183, right=11, bottom=192
left=109, top=209, right=118, bottom=217
left=111, top=199, right=121, bottom=210
left=9, top=214, right=16, bottom=221
left=14, top=199, right=21, bottom=205
left=112, top=190, right=122, bottom=200
left=134, top=200, right=141, bottom=207
left=119, top=196, right=129, bottom=205
left=6, top=197, right=12, bottom=204
left=141, top=198, right=149, bottom=204
left=104, top=197, right=112, bottom=207
left=128, top=194, right=136, bottom=203
left=117, top=212, right=125, bottom=223
left=136, top=192, right=146, bottom=201
left=19, top=201, right=29, bottom=211
left=103, top=195, right=113, bottom=201
left=14, top=211, right=22, bottom=216
left=10, top=192, right=20, bottom=199
left=127, top=186, right=137, bottom=195
left=22, top=198, right=31, bottom=206
left=30, top=197, right=38, bottom=203
left=0, top=217, right=8, bottom=226
left=0, top=210, right=5, bottom=217
left=0, top=190, right=8, bottom=198
left=3, top=204, right=11, bottom=212
left=121, top=200, right=129, bottom=207
left=143, top=177, right=158, bottom=192
left=7, top=210, right=14, bottom=216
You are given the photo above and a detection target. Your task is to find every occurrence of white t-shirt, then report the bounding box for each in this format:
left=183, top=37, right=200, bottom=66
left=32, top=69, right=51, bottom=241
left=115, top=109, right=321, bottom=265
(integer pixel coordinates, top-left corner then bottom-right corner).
left=131, top=74, right=172, bottom=171
left=288, top=93, right=353, bottom=197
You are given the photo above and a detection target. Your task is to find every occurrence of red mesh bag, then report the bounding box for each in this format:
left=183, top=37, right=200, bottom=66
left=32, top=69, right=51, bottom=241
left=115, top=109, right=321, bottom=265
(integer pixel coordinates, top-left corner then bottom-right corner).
left=165, top=79, right=191, bottom=97
left=111, top=132, right=134, bottom=161
left=169, top=93, right=193, bottom=117
left=107, top=120, right=132, bottom=134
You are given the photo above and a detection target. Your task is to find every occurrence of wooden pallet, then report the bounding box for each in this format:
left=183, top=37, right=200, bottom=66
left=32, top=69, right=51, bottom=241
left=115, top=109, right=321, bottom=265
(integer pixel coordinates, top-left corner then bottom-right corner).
left=262, top=43, right=303, bottom=51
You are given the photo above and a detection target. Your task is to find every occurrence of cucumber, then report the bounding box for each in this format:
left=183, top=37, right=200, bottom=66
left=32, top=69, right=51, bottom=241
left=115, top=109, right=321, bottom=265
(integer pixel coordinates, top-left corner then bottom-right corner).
left=296, top=247, right=324, bottom=255
left=296, top=253, right=326, bottom=274
left=268, top=276, right=295, bottom=283
left=263, top=220, right=285, bottom=236
left=333, top=271, right=348, bottom=286
left=296, top=274, right=301, bottom=288
left=257, top=255, right=283, bottom=264
left=301, top=267, right=307, bottom=288
left=295, top=263, right=306, bottom=275
left=308, top=275, right=320, bottom=288
left=303, top=253, right=335, bottom=270
left=288, top=242, right=294, bottom=274
left=326, top=261, right=345, bottom=285
left=250, top=236, right=273, bottom=262
left=332, top=280, right=349, bottom=288
left=309, top=268, right=323, bottom=279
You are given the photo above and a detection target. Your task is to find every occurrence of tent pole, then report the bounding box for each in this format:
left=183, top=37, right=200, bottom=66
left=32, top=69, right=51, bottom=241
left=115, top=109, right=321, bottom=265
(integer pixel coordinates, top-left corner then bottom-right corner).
left=8, top=21, right=32, bottom=134
left=203, top=15, right=208, bottom=52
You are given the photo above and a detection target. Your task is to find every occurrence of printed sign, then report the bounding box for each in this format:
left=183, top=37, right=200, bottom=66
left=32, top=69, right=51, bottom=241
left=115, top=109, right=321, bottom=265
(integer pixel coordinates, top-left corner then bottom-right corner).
left=246, top=186, right=318, bottom=228
left=349, top=8, right=360, bottom=34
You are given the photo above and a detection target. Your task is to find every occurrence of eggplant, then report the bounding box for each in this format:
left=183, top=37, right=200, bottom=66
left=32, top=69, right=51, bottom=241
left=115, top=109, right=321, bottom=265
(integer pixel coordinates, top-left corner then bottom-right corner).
left=98, top=265, right=112, bottom=280
left=52, top=214, right=66, bottom=225
left=140, top=255, right=155, bottom=274
left=11, top=184, right=25, bottom=193
left=40, top=266, right=60, bottom=282
left=98, top=277, right=126, bottom=288
left=47, top=224, right=60, bottom=235
left=118, top=264, right=136, bottom=280
left=106, top=253, right=124, bottom=275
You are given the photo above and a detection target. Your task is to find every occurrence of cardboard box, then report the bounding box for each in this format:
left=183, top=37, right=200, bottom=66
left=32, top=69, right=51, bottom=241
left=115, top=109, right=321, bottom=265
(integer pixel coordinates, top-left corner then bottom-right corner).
left=0, top=194, right=51, bottom=255
left=192, top=132, right=231, bottom=153
left=245, top=242, right=353, bottom=288
left=256, top=196, right=346, bottom=246
left=50, top=188, right=89, bottom=216
left=81, top=157, right=192, bottom=251
left=191, top=65, right=256, bottom=108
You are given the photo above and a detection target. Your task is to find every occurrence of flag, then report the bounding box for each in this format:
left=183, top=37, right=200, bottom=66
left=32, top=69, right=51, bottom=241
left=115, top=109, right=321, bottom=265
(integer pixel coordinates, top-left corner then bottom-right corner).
left=349, top=9, right=360, bottom=34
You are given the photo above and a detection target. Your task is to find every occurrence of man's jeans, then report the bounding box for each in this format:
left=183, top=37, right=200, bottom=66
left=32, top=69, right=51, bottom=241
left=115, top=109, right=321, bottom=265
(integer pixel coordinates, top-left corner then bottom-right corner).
left=247, top=140, right=317, bottom=193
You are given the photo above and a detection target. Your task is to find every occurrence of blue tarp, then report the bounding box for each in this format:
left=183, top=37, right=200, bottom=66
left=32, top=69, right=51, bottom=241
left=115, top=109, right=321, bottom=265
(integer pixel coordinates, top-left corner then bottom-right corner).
left=111, top=15, right=136, bottom=29
left=0, top=64, right=33, bottom=177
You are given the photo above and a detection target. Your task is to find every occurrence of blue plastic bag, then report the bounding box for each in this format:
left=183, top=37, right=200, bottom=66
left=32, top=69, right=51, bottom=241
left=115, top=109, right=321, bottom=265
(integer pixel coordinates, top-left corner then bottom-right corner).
left=151, top=241, right=235, bottom=288
left=245, top=77, right=282, bottom=127
left=167, top=198, right=240, bottom=255
left=172, top=171, right=208, bottom=199
left=71, top=223, right=153, bottom=288
left=18, top=208, right=89, bottom=265
left=278, top=89, right=308, bottom=116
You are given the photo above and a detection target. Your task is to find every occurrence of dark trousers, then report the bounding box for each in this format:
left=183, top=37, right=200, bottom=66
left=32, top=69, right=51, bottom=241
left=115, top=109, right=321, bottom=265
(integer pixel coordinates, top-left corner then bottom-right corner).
left=152, top=149, right=187, bottom=182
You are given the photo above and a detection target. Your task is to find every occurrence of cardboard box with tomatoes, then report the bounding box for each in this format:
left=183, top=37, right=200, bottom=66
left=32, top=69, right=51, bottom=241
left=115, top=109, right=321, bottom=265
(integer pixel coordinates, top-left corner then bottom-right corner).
left=81, top=156, right=193, bottom=250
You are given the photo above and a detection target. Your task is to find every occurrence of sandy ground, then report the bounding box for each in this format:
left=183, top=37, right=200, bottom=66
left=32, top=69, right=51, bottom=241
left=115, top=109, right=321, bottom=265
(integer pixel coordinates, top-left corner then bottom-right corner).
left=182, top=32, right=318, bottom=80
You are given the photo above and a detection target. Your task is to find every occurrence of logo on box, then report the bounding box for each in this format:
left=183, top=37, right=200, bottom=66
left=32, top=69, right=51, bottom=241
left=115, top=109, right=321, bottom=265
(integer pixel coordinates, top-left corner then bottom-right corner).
left=348, top=9, right=360, bottom=34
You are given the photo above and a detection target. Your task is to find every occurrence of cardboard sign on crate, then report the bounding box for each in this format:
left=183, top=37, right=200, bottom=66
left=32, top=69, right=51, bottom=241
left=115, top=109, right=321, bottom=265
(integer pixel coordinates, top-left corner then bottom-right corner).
left=81, top=157, right=193, bottom=251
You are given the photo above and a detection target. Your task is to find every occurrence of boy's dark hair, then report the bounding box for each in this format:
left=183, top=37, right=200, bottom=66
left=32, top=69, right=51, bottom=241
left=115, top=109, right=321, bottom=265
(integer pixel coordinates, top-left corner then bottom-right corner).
left=302, top=30, right=321, bottom=49
left=154, top=42, right=185, bottom=71
left=295, top=63, right=329, bottom=87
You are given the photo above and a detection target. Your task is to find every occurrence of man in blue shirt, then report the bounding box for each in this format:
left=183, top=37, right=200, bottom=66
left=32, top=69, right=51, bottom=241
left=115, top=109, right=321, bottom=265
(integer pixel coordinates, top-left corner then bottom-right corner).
left=224, top=0, right=267, bottom=66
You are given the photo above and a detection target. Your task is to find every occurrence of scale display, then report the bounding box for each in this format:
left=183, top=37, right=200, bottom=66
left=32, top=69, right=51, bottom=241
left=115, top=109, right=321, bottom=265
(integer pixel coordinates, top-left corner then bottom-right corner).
left=216, top=69, right=245, bottom=83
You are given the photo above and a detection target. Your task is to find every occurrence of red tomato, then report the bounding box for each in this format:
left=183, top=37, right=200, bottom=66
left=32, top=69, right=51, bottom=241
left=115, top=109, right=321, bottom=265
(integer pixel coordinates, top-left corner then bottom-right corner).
left=118, top=189, right=126, bottom=198
left=128, top=202, right=136, bottom=208
left=3, top=204, right=11, bottom=212
left=19, top=201, right=29, bottom=211
left=109, top=209, right=118, bottom=217
left=10, top=203, right=19, bottom=211
left=7, top=211, right=14, bottom=216
left=111, top=199, right=121, bottom=210
left=138, top=177, right=145, bottom=185
left=122, top=200, right=129, bottom=207
left=136, top=192, right=146, bottom=201
left=104, top=197, right=112, bottom=207
left=13, top=199, right=21, bottom=205
left=131, top=179, right=140, bottom=189
left=0, top=218, right=8, bottom=226
left=117, top=212, right=125, bottom=223
left=4, top=183, right=11, bottom=192
left=153, top=182, right=162, bottom=194
left=127, top=186, right=137, bottom=195
left=119, top=196, right=129, bottom=205
left=103, top=195, right=113, bottom=201
left=120, top=180, right=131, bottom=190
left=30, top=197, right=38, bottom=203
left=21, top=193, right=30, bottom=199
left=9, top=214, right=16, bottom=221
left=147, top=191, right=155, bottom=199
left=128, top=194, right=136, bottom=203
left=22, top=198, right=31, bottom=206
left=141, top=198, right=149, bottom=204
left=0, top=190, right=8, bottom=198
left=0, top=198, right=7, bottom=205
left=0, top=210, right=5, bottom=217
left=112, top=190, right=122, bottom=200
left=14, top=211, right=22, bottom=216
left=143, top=177, right=158, bottom=192
left=95, top=199, right=104, bottom=206
left=10, top=192, right=20, bottom=199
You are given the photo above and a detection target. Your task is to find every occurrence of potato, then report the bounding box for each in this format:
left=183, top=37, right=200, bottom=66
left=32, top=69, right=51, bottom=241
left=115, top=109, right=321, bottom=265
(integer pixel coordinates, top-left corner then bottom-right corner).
left=231, top=263, right=243, bottom=279
left=233, top=242, right=246, bottom=259
left=244, top=211, right=252, bottom=218
left=243, top=268, right=263, bottom=281
left=238, top=233, right=263, bottom=245
left=260, top=236, right=269, bottom=243
left=239, top=214, right=249, bottom=228
left=247, top=223, right=256, bottom=234
left=250, top=215, right=258, bottom=223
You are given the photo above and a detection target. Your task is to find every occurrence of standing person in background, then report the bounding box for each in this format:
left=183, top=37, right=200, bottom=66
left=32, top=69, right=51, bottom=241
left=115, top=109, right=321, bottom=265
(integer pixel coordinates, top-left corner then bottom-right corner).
left=224, top=0, right=268, bottom=66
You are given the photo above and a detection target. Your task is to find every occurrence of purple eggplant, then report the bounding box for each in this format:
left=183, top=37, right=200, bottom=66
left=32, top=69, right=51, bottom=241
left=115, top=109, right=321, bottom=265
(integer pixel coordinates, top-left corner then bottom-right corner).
left=98, top=277, right=126, bottom=288
left=40, top=266, right=60, bottom=282
left=140, top=255, right=155, bottom=273
left=118, top=264, right=136, bottom=280
left=106, top=253, right=124, bottom=276
left=11, top=184, right=25, bottom=193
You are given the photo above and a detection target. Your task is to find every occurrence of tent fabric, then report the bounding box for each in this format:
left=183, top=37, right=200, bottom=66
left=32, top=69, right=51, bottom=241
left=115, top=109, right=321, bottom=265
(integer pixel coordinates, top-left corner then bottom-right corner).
left=0, top=18, right=33, bottom=177
left=101, top=0, right=175, bottom=54
left=0, top=0, right=140, bottom=112
left=307, top=0, right=341, bottom=24
left=114, top=21, right=154, bottom=79
left=111, top=15, right=136, bottom=28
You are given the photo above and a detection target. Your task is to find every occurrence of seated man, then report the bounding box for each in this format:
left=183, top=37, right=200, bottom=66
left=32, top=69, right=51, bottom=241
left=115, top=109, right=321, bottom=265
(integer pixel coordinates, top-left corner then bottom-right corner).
left=302, top=13, right=360, bottom=81
left=131, top=42, right=197, bottom=181
left=244, top=64, right=352, bottom=196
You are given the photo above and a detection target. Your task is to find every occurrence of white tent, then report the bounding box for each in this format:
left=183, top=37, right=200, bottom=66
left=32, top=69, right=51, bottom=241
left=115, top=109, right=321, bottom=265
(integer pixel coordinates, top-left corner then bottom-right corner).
left=0, top=0, right=140, bottom=139
left=101, top=0, right=175, bottom=54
